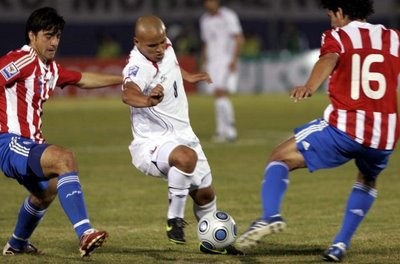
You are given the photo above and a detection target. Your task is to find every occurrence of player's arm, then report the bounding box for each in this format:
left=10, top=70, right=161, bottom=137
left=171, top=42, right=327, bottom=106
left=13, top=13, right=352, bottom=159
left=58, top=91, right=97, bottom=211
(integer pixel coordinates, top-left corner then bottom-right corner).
left=77, top=72, right=123, bottom=89
left=199, top=42, right=208, bottom=71
left=122, top=81, right=163, bottom=107
left=180, top=67, right=212, bottom=84
left=290, top=52, right=338, bottom=102
left=229, top=33, right=244, bottom=71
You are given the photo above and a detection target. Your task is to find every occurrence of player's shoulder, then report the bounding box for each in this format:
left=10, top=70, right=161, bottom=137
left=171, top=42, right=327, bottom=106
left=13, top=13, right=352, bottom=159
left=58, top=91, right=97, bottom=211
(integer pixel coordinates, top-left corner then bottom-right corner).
left=124, top=48, right=157, bottom=77
left=2, top=46, right=36, bottom=67
left=127, top=47, right=151, bottom=66
left=219, top=6, right=238, bottom=17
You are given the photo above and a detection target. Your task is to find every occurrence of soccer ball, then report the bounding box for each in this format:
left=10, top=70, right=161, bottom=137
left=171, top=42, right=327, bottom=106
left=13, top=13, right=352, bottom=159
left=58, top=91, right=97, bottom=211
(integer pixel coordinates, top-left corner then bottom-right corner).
left=197, top=210, right=237, bottom=249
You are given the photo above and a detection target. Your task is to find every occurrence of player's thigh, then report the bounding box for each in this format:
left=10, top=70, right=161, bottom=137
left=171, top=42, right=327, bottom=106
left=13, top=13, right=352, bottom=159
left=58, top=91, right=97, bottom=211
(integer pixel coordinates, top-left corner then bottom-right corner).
left=294, top=118, right=352, bottom=172
left=269, top=136, right=305, bottom=170
left=207, top=60, right=229, bottom=89
left=129, top=138, right=179, bottom=177
left=0, top=133, right=50, bottom=193
left=225, top=71, right=239, bottom=93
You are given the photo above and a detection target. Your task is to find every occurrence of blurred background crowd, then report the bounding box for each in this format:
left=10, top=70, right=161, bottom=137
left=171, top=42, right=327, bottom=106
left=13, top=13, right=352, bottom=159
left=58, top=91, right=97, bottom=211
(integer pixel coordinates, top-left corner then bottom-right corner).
left=1, top=0, right=400, bottom=94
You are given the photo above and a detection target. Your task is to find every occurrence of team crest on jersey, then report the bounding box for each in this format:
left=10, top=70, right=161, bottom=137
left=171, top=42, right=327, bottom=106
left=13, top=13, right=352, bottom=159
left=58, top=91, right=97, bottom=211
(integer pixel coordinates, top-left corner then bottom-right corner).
left=0, top=62, right=19, bottom=80
left=128, top=65, right=140, bottom=77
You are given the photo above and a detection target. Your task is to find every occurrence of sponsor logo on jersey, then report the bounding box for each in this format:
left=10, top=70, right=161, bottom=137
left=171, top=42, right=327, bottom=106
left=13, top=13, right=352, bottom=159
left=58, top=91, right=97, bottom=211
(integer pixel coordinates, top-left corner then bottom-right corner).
left=0, top=62, right=19, bottom=81
left=129, top=65, right=139, bottom=77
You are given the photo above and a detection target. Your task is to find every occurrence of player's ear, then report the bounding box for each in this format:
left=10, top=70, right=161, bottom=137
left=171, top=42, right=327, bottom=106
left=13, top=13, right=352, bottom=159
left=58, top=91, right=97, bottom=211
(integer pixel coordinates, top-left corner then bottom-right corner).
left=28, top=31, right=36, bottom=43
left=134, top=37, right=139, bottom=45
left=337, top=8, right=344, bottom=19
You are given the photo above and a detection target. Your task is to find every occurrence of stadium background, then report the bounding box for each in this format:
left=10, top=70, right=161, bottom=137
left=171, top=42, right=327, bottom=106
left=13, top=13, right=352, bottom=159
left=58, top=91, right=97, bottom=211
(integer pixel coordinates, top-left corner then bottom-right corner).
left=1, top=0, right=399, bottom=95
left=1, top=1, right=399, bottom=263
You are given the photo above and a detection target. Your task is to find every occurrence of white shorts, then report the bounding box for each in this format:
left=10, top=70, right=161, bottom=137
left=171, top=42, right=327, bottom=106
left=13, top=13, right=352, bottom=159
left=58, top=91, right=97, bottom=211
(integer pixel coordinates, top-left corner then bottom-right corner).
left=205, top=59, right=238, bottom=94
left=128, top=137, right=212, bottom=190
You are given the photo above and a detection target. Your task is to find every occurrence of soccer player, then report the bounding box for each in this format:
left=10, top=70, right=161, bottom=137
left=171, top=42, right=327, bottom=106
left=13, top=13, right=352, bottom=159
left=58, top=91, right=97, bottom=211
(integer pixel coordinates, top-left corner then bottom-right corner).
left=121, top=15, right=242, bottom=255
left=235, top=0, right=399, bottom=262
left=0, top=7, right=122, bottom=257
left=199, top=0, right=244, bottom=142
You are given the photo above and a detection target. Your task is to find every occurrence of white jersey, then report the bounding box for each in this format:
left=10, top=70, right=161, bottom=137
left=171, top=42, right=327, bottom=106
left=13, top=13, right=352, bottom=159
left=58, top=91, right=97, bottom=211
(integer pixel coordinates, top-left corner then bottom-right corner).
left=200, top=6, right=242, bottom=61
left=122, top=40, right=198, bottom=143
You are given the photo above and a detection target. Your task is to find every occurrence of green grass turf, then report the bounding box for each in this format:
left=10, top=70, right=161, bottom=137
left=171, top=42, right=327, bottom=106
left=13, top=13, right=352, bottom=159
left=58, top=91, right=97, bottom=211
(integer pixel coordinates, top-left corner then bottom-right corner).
left=0, top=93, right=399, bottom=263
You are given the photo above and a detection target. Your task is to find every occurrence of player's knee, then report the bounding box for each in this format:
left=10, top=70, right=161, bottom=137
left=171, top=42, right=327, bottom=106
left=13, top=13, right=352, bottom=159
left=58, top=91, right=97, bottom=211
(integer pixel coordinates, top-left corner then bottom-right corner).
left=171, top=146, right=197, bottom=173
left=48, top=147, right=78, bottom=174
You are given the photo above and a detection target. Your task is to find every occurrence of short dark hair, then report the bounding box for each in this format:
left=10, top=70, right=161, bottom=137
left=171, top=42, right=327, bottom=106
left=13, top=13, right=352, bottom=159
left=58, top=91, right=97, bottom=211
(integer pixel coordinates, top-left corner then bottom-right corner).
left=25, top=7, right=65, bottom=44
left=320, top=0, right=374, bottom=20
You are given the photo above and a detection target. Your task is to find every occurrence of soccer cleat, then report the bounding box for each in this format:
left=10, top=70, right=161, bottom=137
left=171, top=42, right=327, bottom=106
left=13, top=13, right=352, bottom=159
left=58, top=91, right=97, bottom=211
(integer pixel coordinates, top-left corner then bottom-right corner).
left=166, top=218, right=187, bottom=244
left=199, top=242, right=245, bottom=255
left=79, top=229, right=108, bottom=257
left=235, top=216, right=286, bottom=249
left=322, top=242, right=346, bottom=262
left=2, top=242, right=43, bottom=256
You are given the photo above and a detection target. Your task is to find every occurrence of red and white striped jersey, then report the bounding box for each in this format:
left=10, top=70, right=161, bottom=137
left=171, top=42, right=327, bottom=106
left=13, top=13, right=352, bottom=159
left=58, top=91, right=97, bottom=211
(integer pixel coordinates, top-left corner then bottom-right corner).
left=0, top=45, right=81, bottom=143
left=321, top=21, right=400, bottom=150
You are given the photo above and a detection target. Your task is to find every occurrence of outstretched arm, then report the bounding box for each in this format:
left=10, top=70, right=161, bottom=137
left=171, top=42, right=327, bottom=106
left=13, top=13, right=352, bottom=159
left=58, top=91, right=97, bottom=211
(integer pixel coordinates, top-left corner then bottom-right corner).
left=290, top=52, right=338, bottom=102
left=180, top=67, right=212, bottom=84
left=77, top=72, right=123, bottom=89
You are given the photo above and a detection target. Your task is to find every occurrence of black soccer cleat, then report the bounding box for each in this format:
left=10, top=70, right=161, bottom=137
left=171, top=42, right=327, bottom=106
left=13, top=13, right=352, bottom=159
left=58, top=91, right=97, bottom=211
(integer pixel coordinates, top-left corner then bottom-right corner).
left=199, top=242, right=245, bottom=255
left=166, top=218, right=187, bottom=244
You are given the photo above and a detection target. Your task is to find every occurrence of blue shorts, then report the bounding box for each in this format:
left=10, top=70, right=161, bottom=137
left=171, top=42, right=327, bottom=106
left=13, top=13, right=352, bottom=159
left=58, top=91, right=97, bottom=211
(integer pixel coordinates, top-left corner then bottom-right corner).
left=0, top=133, right=50, bottom=193
left=294, top=119, right=392, bottom=180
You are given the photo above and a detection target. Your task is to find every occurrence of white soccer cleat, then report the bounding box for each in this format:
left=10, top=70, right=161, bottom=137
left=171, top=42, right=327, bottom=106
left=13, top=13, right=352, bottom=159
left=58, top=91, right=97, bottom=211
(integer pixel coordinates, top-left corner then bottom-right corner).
left=235, top=216, right=286, bottom=250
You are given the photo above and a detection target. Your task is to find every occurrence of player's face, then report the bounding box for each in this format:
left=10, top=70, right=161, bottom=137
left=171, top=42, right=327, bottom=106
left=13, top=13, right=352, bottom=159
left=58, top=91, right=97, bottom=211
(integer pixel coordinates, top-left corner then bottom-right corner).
left=135, top=32, right=167, bottom=62
left=29, top=29, right=61, bottom=62
left=204, top=0, right=219, bottom=14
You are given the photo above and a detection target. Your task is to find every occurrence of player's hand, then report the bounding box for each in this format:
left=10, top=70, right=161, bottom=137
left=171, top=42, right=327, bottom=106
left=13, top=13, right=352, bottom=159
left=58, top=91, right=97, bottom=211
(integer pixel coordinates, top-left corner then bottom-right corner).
left=185, top=72, right=212, bottom=84
left=148, top=84, right=164, bottom=106
left=290, top=86, right=312, bottom=103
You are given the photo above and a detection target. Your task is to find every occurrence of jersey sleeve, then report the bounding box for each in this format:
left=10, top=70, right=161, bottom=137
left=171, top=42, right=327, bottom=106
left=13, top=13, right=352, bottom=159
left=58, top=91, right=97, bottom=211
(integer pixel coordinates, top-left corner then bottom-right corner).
left=320, top=29, right=341, bottom=57
left=226, top=9, right=242, bottom=35
left=122, top=58, right=155, bottom=91
left=56, top=64, right=82, bottom=88
left=0, top=53, right=23, bottom=86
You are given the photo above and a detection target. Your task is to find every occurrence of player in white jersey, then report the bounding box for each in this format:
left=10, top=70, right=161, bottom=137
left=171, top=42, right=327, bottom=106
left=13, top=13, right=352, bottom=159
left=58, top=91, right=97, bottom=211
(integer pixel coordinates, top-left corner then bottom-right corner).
left=200, top=0, right=244, bottom=142
left=0, top=7, right=122, bottom=257
left=122, top=15, right=243, bottom=255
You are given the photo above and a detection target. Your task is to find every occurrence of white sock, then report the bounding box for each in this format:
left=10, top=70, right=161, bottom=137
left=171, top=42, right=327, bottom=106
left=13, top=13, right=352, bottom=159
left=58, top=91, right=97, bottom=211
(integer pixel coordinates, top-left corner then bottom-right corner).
left=215, top=98, right=225, bottom=136
left=216, top=97, right=236, bottom=138
left=167, top=166, right=191, bottom=219
left=193, top=197, right=217, bottom=221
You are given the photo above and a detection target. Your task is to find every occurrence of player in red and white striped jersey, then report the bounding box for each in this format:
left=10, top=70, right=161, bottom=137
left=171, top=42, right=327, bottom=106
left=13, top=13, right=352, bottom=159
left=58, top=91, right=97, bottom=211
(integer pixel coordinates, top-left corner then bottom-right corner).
left=236, top=0, right=399, bottom=262
left=0, top=7, right=122, bottom=257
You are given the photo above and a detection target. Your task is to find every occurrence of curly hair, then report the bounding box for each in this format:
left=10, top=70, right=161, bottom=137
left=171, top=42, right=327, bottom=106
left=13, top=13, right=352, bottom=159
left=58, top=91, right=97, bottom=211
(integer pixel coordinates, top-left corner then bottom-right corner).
left=320, top=0, right=374, bottom=20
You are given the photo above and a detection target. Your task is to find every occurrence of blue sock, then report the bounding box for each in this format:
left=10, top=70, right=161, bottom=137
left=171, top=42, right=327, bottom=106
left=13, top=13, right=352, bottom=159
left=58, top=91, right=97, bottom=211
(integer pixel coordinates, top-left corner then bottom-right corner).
left=261, top=161, right=289, bottom=219
left=57, top=172, right=92, bottom=238
left=333, top=182, right=377, bottom=247
left=9, top=197, right=46, bottom=249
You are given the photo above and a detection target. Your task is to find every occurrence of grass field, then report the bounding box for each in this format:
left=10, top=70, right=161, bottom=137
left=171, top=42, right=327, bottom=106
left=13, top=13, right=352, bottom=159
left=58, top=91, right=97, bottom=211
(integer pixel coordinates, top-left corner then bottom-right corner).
left=0, top=93, right=399, bottom=264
